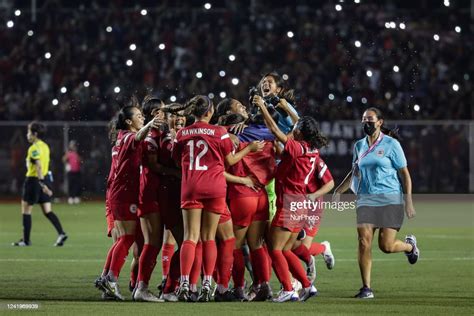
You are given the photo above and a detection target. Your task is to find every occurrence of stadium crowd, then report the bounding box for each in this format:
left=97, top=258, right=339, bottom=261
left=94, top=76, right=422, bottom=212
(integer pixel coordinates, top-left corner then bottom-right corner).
left=0, top=0, right=471, bottom=121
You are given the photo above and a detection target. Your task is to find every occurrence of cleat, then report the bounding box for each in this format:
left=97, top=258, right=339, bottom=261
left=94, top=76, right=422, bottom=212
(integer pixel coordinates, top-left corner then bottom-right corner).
left=177, top=281, right=190, bottom=302
left=12, top=239, right=30, bottom=247
left=299, top=285, right=318, bottom=301
left=157, top=278, right=166, bottom=297
left=321, top=241, right=335, bottom=269
left=94, top=276, right=106, bottom=292
left=197, top=281, right=212, bottom=302
left=163, top=292, right=179, bottom=302
left=188, top=290, right=199, bottom=302
left=54, top=233, right=68, bottom=247
left=129, top=281, right=135, bottom=293
left=233, top=287, right=249, bottom=302
left=214, top=290, right=237, bottom=302
left=306, top=256, right=316, bottom=283
left=101, top=277, right=124, bottom=301
left=251, top=283, right=271, bottom=302
left=292, top=279, right=303, bottom=293
left=354, top=286, right=374, bottom=299
left=133, top=287, right=164, bottom=302
left=101, top=291, right=118, bottom=301
left=405, top=235, right=419, bottom=264
left=273, top=290, right=299, bottom=303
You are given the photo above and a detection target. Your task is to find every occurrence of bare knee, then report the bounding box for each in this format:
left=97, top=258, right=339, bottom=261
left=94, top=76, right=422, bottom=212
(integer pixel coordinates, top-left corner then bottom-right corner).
left=379, top=241, right=394, bottom=254
left=358, top=236, right=372, bottom=251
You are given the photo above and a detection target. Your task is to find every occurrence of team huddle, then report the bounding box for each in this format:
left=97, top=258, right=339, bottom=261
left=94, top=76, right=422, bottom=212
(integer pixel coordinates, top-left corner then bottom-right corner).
left=94, top=72, right=336, bottom=303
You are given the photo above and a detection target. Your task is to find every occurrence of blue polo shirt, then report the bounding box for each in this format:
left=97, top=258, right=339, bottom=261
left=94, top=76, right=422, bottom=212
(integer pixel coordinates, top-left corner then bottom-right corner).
left=352, top=135, right=407, bottom=207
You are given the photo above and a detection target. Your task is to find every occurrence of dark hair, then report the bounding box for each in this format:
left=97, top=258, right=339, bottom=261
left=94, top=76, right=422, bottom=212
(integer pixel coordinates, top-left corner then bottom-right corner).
left=115, top=106, right=138, bottom=130
left=142, top=94, right=163, bottom=123
left=219, top=113, right=246, bottom=126
left=257, top=72, right=296, bottom=104
left=183, top=95, right=214, bottom=118
left=296, top=116, right=328, bottom=150
left=28, top=121, right=46, bottom=138
left=364, top=107, right=401, bottom=140
left=161, top=102, right=188, bottom=114
left=108, top=117, right=118, bottom=144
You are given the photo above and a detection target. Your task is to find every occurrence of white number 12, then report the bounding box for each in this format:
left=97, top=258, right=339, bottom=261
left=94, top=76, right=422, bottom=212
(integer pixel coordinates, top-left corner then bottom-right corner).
left=187, top=139, right=209, bottom=171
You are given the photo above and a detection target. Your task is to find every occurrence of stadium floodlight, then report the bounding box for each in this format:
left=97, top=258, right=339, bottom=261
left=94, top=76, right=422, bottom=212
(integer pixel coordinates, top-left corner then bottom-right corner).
left=328, top=93, right=335, bottom=100
left=354, top=0, right=360, bottom=3
left=129, top=44, right=137, bottom=51
left=385, top=92, right=391, bottom=100
left=83, top=81, right=90, bottom=87
left=393, top=65, right=400, bottom=72
left=399, top=23, right=406, bottom=29
left=27, top=30, right=34, bottom=36
left=287, top=31, right=294, bottom=38
left=126, top=59, right=133, bottom=66
left=335, top=4, right=342, bottom=11
left=390, top=22, right=396, bottom=29
left=452, top=83, right=459, bottom=91
left=282, top=74, right=289, bottom=80
left=385, top=22, right=390, bottom=29
left=114, top=86, right=120, bottom=93
left=106, top=26, right=112, bottom=32
left=228, top=54, right=236, bottom=61
left=366, top=70, right=373, bottom=77
left=170, top=95, right=177, bottom=102
left=355, top=40, right=361, bottom=48
left=232, top=78, right=239, bottom=85
left=204, top=3, right=212, bottom=10
left=220, top=91, right=226, bottom=98
left=444, top=0, right=450, bottom=7
left=413, top=104, right=420, bottom=112
left=346, top=96, right=353, bottom=103
left=455, top=26, right=461, bottom=33
left=7, top=20, right=14, bottom=28
left=44, top=52, right=51, bottom=59
left=208, top=93, right=215, bottom=99
left=141, top=9, right=147, bottom=16
left=219, top=70, right=226, bottom=77
left=52, top=99, right=59, bottom=106
left=196, top=72, right=203, bottom=79
left=361, top=97, right=367, bottom=104
left=60, top=87, right=67, bottom=94
left=158, top=43, right=165, bottom=50
left=433, top=34, right=440, bottom=41
left=15, top=10, right=21, bottom=16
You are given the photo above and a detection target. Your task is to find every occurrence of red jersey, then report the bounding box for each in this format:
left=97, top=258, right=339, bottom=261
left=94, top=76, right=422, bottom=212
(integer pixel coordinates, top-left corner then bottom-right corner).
left=108, top=130, right=143, bottom=204
left=307, top=157, right=333, bottom=193
left=172, top=121, right=233, bottom=201
left=275, top=139, right=321, bottom=208
left=139, top=129, right=161, bottom=204
left=227, top=141, right=275, bottom=199
left=105, top=145, right=119, bottom=215
left=65, top=151, right=81, bottom=172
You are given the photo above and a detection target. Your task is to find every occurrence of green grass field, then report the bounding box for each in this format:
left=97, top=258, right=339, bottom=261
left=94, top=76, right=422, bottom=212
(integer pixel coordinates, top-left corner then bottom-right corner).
left=0, top=198, right=473, bottom=315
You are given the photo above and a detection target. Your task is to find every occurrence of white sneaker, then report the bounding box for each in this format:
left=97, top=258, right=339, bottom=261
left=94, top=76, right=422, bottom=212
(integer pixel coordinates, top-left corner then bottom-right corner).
left=306, top=256, right=316, bottom=283
left=273, top=290, right=299, bottom=303
left=299, top=285, right=318, bottom=301
left=292, top=279, right=303, bottom=293
left=133, top=287, right=164, bottom=302
left=54, top=233, right=68, bottom=247
left=103, top=279, right=124, bottom=301
left=163, top=292, right=179, bottom=302
left=321, top=241, right=335, bottom=269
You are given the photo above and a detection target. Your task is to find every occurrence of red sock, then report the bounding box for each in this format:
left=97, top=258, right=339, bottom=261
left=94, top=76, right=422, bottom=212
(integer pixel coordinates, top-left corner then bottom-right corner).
left=164, top=249, right=180, bottom=294
left=109, top=234, right=135, bottom=279
left=270, top=249, right=292, bottom=291
left=263, top=245, right=272, bottom=281
left=251, top=247, right=270, bottom=284
left=190, top=242, right=202, bottom=285
left=130, top=263, right=138, bottom=288
left=162, top=243, right=175, bottom=278
left=283, top=250, right=311, bottom=288
left=202, top=240, right=217, bottom=279
left=292, top=244, right=311, bottom=264
left=102, top=241, right=118, bottom=275
left=217, top=237, right=235, bottom=288
left=137, top=244, right=160, bottom=286
left=180, top=240, right=196, bottom=280
left=232, top=248, right=245, bottom=288
left=309, top=242, right=326, bottom=256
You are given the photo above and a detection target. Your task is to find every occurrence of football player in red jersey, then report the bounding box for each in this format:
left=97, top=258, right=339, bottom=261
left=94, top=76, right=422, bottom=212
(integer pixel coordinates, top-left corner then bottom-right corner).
left=253, top=95, right=328, bottom=302
left=96, top=99, right=163, bottom=301
left=173, top=95, right=264, bottom=302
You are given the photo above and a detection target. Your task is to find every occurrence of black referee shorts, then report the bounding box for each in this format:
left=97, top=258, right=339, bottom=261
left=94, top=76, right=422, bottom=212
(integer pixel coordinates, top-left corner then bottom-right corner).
left=22, top=177, right=52, bottom=205
left=356, top=204, right=404, bottom=231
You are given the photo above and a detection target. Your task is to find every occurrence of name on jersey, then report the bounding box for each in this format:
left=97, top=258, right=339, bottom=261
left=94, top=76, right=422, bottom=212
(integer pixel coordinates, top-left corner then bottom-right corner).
left=181, top=128, right=215, bottom=136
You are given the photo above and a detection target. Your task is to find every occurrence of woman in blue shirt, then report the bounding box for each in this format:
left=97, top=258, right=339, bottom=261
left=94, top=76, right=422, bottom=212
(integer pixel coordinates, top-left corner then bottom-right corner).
left=334, top=107, right=419, bottom=299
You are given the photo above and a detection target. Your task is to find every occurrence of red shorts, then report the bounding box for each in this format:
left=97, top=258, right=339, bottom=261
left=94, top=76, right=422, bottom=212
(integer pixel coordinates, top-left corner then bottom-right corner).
left=137, top=201, right=160, bottom=217
left=304, top=223, right=320, bottom=237
left=110, top=202, right=139, bottom=221
left=181, top=197, right=227, bottom=215
left=271, top=207, right=305, bottom=233
left=219, top=206, right=232, bottom=224
left=229, top=194, right=269, bottom=227
left=159, top=185, right=182, bottom=229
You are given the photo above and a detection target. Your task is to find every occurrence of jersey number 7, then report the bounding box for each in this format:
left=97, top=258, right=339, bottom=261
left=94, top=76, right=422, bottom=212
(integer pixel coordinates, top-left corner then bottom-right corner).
left=304, top=157, right=317, bottom=185
left=187, top=139, right=209, bottom=171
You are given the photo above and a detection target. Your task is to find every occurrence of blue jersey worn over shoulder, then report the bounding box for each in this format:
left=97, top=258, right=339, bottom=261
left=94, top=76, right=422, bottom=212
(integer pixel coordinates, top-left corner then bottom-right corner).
left=238, top=124, right=275, bottom=142
left=352, top=135, right=407, bottom=207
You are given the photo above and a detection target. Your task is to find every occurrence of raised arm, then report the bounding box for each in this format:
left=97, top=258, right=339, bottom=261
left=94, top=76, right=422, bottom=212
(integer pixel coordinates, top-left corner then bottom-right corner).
left=252, top=95, right=288, bottom=144
left=135, top=117, right=165, bottom=142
